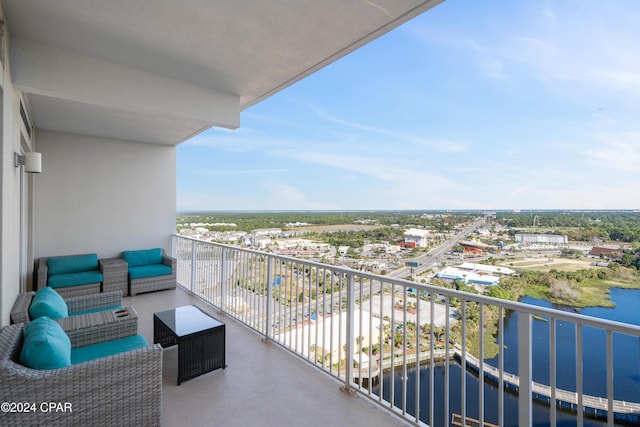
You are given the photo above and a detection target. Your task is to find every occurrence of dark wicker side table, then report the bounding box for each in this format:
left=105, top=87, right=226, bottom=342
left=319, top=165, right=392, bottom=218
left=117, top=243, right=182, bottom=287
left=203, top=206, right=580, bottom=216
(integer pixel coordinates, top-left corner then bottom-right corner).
left=153, top=305, right=226, bottom=385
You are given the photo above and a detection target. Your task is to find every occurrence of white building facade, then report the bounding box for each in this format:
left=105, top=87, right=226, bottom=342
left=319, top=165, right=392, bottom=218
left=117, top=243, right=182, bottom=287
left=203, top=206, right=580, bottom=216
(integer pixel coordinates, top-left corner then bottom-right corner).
left=404, top=228, right=433, bottom=248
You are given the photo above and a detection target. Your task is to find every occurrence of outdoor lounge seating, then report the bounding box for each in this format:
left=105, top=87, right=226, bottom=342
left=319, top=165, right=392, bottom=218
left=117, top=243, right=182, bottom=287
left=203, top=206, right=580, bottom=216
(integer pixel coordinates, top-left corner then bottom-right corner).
left=10, top=288, right=123, bottom=324
left=122, top=248, right=176, bottom=296
left=10, top=288, right=138, bottom=348
left=0, top=320, right=161, bottom=426
left=35, top=253, right=104, bottom=298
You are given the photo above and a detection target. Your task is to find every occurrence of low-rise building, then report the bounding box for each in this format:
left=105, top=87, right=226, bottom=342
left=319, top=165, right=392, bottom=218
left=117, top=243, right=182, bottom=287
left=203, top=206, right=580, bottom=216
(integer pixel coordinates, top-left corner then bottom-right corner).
left=458, top=262, right=516, bottom=276
left=404, top=228, right=433, bottom=248
left=436, top=266, right=500, bottom=287
left=251, top=228, right=282, bottom=237
left=362, top=243, right=401, bottom=254
left=589, top=246, right=623, bottom=258
left=515, top=233, right=568, bottom=245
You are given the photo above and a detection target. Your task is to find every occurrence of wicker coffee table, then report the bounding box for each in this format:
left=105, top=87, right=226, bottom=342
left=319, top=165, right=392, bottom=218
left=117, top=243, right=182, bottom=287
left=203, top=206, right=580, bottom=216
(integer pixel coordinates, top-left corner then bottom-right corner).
left=153, top=305, right=226, bottom=385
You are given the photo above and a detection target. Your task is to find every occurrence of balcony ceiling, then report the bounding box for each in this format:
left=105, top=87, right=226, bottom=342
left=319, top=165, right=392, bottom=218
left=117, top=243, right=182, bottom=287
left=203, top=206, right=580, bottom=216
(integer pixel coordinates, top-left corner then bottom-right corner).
left=4, top=0, right=443, bottom=145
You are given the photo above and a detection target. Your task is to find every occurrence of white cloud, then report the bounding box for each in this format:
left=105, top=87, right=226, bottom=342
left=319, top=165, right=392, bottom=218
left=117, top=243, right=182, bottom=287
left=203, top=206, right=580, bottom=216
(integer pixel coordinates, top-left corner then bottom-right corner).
left=584, top=132, right=640, bottom=174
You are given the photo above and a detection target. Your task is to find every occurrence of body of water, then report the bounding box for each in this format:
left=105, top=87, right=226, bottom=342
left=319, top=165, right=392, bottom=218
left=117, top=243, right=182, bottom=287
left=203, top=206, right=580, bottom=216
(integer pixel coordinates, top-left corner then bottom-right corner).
left=374, top=288, right=640, bottom=426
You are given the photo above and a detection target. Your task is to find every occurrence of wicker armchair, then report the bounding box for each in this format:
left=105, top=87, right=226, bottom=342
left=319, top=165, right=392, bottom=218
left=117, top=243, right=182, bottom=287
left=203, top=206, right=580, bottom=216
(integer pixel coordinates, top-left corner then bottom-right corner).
left=10, top=291, right=138, bottom=348
left=0, top=323, right=162, bottom=427
left=128, top=251, right=177, bottom=296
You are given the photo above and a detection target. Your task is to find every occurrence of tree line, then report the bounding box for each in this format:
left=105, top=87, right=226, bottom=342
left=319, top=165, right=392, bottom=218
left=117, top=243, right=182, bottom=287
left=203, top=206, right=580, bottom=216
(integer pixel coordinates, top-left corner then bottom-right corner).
left=497, top=211, right=640, bottom=243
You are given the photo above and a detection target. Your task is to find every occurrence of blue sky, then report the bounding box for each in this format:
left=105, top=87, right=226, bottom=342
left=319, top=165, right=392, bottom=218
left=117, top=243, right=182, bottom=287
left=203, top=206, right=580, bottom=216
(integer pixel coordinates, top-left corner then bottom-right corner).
left=177, top=0, right=640, bottom=211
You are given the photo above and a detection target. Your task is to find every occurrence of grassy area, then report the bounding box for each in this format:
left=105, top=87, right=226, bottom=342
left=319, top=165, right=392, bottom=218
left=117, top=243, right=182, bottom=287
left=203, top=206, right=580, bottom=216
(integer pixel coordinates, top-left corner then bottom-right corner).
left=518, top=268, right=640, bottom=308
left=504, top=257, right=599, bottom=273
left=565, top=279, right=640, bottom=308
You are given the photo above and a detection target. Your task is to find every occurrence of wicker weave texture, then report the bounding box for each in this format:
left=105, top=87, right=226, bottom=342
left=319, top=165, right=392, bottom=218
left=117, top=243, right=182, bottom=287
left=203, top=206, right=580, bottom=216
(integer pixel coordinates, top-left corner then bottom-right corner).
left=99, top=258, right=129, bottom=295
left=10, top=291, right=123, bottom=325
left=129, top=255, right=177, bottom=296
left=53, top=283, right=102, bottom=298
left=9, top=293, right=32, bottom=324
left=66, top=291, right=123, bottom=314
left=177, top=326, right=225, bottom=384
left=59, top=307, right=139, bottom=348
left=0, top=324, right=162, bottom=427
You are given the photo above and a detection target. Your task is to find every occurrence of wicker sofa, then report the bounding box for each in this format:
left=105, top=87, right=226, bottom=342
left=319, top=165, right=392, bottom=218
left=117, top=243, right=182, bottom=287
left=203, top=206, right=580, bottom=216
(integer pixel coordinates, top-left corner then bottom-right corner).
left=122, top=248, right=177, bottom=296
left=0, top=322, right=162, bottom=426
left=34, top=253, right=105, bottom=298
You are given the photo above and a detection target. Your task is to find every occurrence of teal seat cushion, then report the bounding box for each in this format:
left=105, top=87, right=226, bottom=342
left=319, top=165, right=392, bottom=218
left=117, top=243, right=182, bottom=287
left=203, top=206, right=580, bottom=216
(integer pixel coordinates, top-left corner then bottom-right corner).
left=71, top=334, right=149, bottom=364
left=47, top=254, right=99, bottom=275
left=122, top=248, right=163, bottom=268
left=29, top=286, right=69, bottom=320
left=128, top=264, right=172, bottom=280
left=48, top=271, right=103, bottom=288
left=20, top=317, right=71, bottom=370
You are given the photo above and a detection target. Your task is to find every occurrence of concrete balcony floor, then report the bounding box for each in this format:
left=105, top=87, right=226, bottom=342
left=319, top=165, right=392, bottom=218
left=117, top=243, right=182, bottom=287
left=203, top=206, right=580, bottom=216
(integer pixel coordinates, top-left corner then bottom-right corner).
left=126, top=287, right=409, bottom=427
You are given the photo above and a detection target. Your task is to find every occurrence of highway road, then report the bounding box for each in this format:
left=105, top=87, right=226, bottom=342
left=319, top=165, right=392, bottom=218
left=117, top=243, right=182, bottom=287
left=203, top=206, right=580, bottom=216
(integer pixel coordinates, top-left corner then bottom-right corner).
left=246, top=215, right=489, bottom=332
left=388, top=216, right=487, bottom=278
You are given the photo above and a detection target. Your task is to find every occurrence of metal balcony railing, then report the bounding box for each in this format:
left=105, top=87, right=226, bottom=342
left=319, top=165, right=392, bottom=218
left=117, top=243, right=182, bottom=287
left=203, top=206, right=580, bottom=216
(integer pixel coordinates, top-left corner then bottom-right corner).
left=171, top=235, right=640, bottom=427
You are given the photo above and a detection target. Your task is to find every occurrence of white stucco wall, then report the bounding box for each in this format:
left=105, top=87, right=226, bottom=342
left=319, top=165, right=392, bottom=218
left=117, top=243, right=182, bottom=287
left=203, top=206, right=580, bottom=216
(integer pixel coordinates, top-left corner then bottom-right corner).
left=0, top=91, right=29, bottom=325
left=34, top=130, right=176, bottom=260
left=0, top=16, right=36, bottom=324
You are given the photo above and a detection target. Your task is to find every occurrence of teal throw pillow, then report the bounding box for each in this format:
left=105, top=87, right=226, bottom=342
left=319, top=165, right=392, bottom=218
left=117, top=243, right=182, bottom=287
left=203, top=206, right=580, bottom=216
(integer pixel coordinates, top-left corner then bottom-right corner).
left=20, top=317, right=71, bottom=370
left=28, top=286, right=69, bottom=320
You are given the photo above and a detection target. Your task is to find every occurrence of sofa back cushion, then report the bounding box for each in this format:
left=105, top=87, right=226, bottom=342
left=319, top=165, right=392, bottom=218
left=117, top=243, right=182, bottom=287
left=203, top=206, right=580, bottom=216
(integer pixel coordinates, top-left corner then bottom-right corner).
left=47, top=254, right=99, bottom=275
left=28, top=286, right=69, bottom=320
left=20, top=317, right=71, bottom=370
left=122, top=248, right=163, bottom=267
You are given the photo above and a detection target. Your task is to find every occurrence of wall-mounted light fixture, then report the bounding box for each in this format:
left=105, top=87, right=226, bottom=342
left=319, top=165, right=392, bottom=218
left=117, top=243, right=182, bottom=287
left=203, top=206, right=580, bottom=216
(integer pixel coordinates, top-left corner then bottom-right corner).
left=14, top=152, right=42, bottom=173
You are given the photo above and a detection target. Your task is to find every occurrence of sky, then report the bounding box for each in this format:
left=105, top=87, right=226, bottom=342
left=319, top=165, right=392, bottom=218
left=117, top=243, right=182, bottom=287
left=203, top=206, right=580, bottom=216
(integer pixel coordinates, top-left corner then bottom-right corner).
left=177, top=0, right=640, bottom=212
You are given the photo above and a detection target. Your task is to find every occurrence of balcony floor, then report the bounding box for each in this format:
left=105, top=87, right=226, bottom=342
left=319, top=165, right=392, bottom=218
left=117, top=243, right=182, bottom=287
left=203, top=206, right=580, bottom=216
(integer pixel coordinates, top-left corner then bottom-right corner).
left=126, top=287, right=410, bottom=427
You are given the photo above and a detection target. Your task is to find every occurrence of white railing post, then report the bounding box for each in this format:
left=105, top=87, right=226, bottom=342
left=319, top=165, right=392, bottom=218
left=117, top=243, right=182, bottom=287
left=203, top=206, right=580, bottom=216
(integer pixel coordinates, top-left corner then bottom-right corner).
left=220, top=247, right=228, bottom=313
left=606, top=330, right=614, bottom=427
left=264, top=256, right=273, bottom=342
left=190, top=239, right=197, bottom=293
left=342, top=272, right=355, bottom=393
left=518, top=312, right=532, bottom=426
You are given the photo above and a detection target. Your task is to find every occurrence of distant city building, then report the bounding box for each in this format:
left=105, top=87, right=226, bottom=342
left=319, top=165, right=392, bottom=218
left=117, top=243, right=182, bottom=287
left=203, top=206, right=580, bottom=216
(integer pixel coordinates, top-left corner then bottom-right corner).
left=404, top=228, right=433, bottom=248
left=362, top=243, right=401, bottom=254
left=251, top=228, right=282, bottom=237
left=514, top=233, right=568, bottom=245
left=459, top=240, right=497, bottom=253
left=436, top=266, right=500, bottom=287
left=458, top=262, right=516, bottom=276
left=475, top=228, right=491, bottom=236
left=589, top=246, right=623, bottom=258
left=273, top=238, right=329, bottom=251
left=249, top=236, right=271, bottom=248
